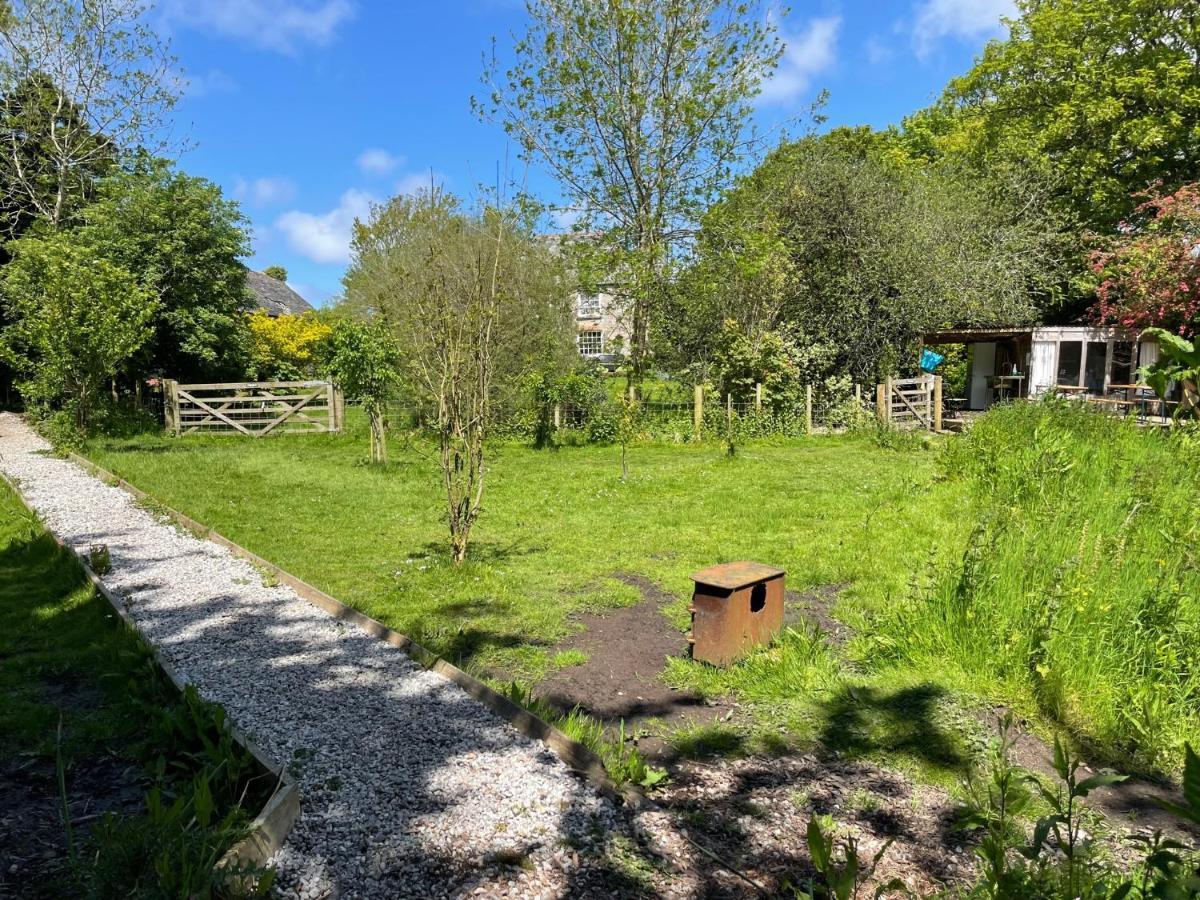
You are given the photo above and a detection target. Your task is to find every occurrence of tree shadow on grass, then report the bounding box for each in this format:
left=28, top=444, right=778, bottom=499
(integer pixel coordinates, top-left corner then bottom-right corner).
left=816, top=682, right=972, bottom=777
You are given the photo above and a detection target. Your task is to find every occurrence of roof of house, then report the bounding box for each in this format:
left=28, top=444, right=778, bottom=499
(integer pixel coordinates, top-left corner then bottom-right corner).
left=246, top=270, right=314, bottom=317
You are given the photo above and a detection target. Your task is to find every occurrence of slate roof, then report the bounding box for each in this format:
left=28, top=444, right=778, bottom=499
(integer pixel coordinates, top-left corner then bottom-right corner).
left=246, top=270, right=314, bottom=317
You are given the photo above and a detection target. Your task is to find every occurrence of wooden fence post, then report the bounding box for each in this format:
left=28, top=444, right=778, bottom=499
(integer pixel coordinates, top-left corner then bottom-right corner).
left=885, top=377, right=894, bottom=425
left=933, top=375, right=943, bottom=433
left=875, top=383, right=886, bottom=424
left=693, top=385, right=703, bottom=441
left=855, top=383, right=861, bottom=408
left=726, top=393, right=733, bottom=430
left=164, top=379, right=179, bottom=436
left=805, top=384, right=813, bottom=433
left=553, top=403, right=562, bottom=429
left=754, top=383, right=762, bottom=413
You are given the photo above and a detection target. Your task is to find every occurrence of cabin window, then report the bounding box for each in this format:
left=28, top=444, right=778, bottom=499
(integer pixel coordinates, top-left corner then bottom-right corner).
left=1085, top=342, right=1108, bottom=393
left=1057, top=341, right=1082, bottom=386
left=1111, top=342, right=1135, bottom=386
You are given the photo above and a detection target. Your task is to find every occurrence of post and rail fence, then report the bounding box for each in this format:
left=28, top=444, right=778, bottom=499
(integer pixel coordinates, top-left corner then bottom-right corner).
left=164, top=380, right=345, bottom=437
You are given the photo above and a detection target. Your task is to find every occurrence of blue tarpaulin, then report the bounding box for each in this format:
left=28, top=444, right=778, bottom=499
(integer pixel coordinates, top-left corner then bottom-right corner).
left=920, top=348, right=945, bottom=372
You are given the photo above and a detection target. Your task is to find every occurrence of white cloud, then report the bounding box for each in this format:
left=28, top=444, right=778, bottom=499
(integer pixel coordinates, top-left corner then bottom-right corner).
left=234, top=176, right=297, bottom=207
left=911, top=0, right=1014, bottom=56
left=275, top=189, right=376, bottom=265
left=160, top=0, right=355, bottom=54
left=758, top=16, right=841, bottom=105
left=356, top=148, right=404, bottom=176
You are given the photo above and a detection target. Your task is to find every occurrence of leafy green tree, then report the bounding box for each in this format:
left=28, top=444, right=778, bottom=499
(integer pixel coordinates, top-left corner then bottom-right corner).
left=479, top=0, right=783, bottom=386
left=670, top=129, right=1063, bottom=388
left=77, top=158, right=252, bottom=381
left=325, top=318, right=399, bottom=463
left=904, top=0, right=1200, bottom=230
left=0, top=73, right=114, bottom=251
left=0, top=230, right=157, bottom=429
left=262, top=265, right=288, bottom=282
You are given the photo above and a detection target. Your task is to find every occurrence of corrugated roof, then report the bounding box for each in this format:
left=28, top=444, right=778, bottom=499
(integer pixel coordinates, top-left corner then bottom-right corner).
left=246, top=270, right=314, bottom=317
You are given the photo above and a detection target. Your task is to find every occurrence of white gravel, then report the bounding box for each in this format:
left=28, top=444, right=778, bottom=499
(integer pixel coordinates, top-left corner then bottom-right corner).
left=0, top=414, right=621, bottom=899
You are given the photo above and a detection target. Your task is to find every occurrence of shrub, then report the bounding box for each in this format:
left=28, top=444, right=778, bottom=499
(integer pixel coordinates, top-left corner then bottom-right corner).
left=246, top=310, right=332, bottom=381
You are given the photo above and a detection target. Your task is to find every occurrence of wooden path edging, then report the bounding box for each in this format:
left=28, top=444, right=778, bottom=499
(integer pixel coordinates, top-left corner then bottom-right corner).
left=0, top=470, right=300, bottom=880
left=62, top=450, right=770, bottom=894
left=64, top=452, right=631, bottom=804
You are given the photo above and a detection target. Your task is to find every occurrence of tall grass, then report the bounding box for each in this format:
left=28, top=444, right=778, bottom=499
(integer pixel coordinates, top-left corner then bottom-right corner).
left=876, top=399, right=1200, bottom=773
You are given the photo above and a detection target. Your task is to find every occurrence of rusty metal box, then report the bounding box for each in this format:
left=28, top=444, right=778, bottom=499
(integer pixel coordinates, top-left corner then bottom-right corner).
left=689, top=561, right=786, bottom=666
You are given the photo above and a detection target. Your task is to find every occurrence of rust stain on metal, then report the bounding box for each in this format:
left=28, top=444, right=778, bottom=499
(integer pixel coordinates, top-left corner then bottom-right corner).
left=689, top=561, right=786, bottom=667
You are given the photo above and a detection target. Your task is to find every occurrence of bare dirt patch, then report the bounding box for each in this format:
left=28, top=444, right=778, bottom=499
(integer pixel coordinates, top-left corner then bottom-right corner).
left=536, top=574, right=856, bottom=760
left=0, top=752, right=144, bottom=897
left=649, top=752, right=977, bottom=897
left=536, top=573, right=733, bottom=759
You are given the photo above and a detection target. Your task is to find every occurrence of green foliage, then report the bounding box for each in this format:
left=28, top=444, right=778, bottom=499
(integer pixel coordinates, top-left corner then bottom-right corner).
left=1140, top=327, right=1200, bottom=417
left=961, top=718, right=1200, bottom=900
left=78, top=157, right=252, bottom=381
left=0, top=229, right=157, bottom=431
left=0, top=480, right=269, bottom=898
left=262, top=265, right=288, bottom=282
left=905, top=0, right=1200, bottom=231
left=480, top=0, right=783, bottom=381
left=788, top=815, right=905, bottom=899
left=880, top=400, right=1200, bottom=772
left=0, top=73, right=113, bottom=250
left=501, top=682, right=666, bottom=790
left=673, top=129, right=1061, bottom=387
left=325, top=318, right=400, bottom=463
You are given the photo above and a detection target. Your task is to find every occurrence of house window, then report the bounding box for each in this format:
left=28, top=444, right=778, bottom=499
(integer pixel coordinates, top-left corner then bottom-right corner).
left=577, top=293, right=602, bottom=318
left=578, top=330, right=603, bottom=356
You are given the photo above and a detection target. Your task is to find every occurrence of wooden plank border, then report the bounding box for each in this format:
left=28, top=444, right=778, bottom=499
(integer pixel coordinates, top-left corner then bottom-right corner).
left=0, top=469, right=300, bottom=879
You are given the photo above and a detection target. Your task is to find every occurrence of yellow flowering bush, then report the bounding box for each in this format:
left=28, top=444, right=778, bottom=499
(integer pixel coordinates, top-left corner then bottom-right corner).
left=246, top=311, right=332, bottom=380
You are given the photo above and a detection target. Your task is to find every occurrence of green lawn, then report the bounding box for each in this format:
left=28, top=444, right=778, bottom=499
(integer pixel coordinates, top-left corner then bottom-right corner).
left=83, top=404, right=1200, bottom=784
left=86, top=415, right=965, bottom=681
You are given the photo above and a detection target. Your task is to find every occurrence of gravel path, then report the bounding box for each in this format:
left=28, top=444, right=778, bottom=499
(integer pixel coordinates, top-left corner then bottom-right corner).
left=0, top=415, right=631, bottom=899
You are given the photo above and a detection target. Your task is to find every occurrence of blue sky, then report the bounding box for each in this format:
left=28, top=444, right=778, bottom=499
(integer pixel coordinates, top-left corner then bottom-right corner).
left=161, top=0, right=1015, bottom=306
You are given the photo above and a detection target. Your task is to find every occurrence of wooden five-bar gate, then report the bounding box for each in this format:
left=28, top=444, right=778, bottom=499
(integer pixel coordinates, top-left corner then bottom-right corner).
left=164, top=380, right=344, bottom=437
left=875, top=374, right=943, bottom=432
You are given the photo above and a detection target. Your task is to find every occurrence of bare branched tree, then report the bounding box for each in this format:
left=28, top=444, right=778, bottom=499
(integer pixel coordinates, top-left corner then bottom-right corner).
left=0, top=0, right=179, bottom=236
left=344, top=190, right=570, bottom=563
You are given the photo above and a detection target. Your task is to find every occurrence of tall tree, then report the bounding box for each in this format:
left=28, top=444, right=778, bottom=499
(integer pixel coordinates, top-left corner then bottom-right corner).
left=904, top=0, right=1200, bottom=230
left=77, top=158, right=252, bottom=381
left=479, top=0, right=782, bottom=385
left=0, top=0, right=177, bottom=232
left=669, top=129, right=1063, bottom=386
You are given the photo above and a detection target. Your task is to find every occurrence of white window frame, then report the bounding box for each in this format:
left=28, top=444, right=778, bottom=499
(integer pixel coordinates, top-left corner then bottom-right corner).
left=576, top=293, right=602, bottom=319
left=577, top=330, right=604, bottom=356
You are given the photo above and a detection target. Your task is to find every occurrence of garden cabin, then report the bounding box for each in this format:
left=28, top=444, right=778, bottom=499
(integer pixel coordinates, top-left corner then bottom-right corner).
left=924, top=325, right=1161, bottom=411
